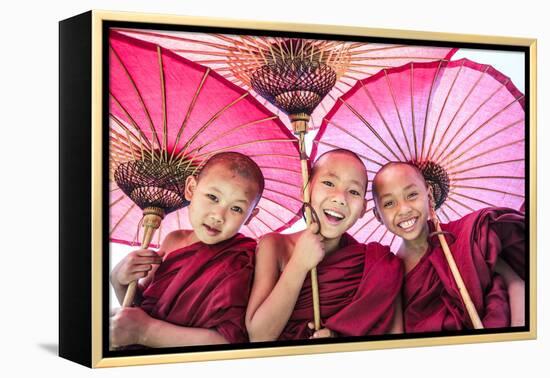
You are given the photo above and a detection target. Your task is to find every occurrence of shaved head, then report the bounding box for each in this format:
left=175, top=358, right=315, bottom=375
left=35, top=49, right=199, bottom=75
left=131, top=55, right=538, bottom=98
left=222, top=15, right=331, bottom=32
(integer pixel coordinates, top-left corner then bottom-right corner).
left=312, top=149, right=368, bottom=194
left=198, top=152, right=265, bottom=202
left=372, top=162, right=426, bottom=201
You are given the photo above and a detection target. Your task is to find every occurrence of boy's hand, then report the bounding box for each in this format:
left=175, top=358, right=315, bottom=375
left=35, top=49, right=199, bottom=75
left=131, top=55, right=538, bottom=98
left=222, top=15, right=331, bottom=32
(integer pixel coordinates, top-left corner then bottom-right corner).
left=292, top=223, right=325, bottom=273
left=110, top=307, right=153, bottom=348
left=111, top=249, right=163, bottom=286
left=307, top=322, right=336, bottom=339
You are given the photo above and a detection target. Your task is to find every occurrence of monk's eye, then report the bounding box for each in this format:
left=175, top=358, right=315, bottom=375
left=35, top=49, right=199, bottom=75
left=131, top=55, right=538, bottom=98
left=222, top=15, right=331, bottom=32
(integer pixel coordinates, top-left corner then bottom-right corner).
left=407, top=192, right=418, bottom=200
left=383, top=201, right=394, bottom=208
left=206, top=194, right=218, bottom=202
left=231, top=206, right=243, bottom=214
left=322, top=180, right=334, bottom=187
left=349, top=189, right=361, bottom=196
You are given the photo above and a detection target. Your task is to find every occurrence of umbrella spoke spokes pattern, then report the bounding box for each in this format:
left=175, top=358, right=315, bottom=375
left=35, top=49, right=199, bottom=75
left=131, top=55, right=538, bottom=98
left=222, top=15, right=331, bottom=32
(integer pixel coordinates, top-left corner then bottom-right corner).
left=109, top=31, right=303, bottom=248
left=313, top=58, right=525, bottom=251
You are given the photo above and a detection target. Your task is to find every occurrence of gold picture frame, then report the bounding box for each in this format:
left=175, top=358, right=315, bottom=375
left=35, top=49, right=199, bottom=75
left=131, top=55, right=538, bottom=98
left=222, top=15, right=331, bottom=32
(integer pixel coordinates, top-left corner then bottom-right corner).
left=59, top=9, right=537, bottom=368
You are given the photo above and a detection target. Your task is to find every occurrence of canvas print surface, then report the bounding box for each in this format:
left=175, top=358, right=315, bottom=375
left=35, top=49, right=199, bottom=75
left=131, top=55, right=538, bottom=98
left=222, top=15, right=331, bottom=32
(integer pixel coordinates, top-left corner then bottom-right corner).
left=106, top=24, right=527, bottom=354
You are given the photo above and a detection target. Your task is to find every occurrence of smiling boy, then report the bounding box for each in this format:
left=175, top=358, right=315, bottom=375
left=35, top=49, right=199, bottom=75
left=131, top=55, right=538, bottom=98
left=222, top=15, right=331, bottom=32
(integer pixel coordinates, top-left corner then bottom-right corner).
left=245, top=149, right=403, bottom=341
left=372, top=162, right=525, bottom=332
left=110, top=152, right=263, bottom=348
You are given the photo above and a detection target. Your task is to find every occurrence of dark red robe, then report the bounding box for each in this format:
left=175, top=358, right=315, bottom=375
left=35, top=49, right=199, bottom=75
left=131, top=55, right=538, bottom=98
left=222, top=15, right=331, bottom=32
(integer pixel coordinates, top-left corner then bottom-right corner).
left=139, top=233, right=255, bottom=344
left=403, top=207, right=525, bottom=333
left=279, top=234, right=403, bottom=340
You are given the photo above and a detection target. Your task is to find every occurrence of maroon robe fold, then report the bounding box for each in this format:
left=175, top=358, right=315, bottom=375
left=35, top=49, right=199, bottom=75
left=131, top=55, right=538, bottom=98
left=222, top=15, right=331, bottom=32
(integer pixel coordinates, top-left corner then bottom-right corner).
left=404, top=207, right=525, bottom=333
left=139, top=233, right=256, bottom=344
left=279, top=233, right=403, bottom=340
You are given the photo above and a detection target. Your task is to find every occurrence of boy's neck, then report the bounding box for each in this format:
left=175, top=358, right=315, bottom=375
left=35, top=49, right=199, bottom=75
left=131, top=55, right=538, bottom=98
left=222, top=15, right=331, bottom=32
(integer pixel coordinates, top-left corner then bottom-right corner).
left=323, top=235, right=342, bottom=255
left=398, top=223, right=430, bottom=258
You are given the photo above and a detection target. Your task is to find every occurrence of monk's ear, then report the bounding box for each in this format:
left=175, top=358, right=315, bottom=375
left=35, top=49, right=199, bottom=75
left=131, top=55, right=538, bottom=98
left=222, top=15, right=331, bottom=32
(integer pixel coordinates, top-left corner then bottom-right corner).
left=360, top=198, right=367, bottom=219
left=244, top=208, right=259, bottom=226
left=427, top=185, right=435, bottom=208
left=184, top=175, right=197, bottom=202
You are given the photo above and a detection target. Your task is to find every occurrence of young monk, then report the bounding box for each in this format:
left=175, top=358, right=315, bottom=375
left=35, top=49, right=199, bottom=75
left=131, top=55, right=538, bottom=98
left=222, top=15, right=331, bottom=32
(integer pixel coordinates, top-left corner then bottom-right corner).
left=245, top=149, right=403, bottom=341
left=110, top=152, right=263, bottom=348
left=372, top=162, right=525, bottom=332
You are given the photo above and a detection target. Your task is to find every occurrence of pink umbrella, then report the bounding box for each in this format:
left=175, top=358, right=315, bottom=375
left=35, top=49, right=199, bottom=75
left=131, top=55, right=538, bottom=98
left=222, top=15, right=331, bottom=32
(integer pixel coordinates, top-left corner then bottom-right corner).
left=313, top=58, right=525, bottom=250
left=109, top=30, right=303, bottom=252
left=113, top=28, right=458, bottom=131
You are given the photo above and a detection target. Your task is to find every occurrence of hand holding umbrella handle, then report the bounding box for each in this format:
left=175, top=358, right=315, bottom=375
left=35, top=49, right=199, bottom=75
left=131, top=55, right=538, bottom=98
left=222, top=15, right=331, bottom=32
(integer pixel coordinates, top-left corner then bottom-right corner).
left=430, top=207, right=484, bottom=329
left=122, top=210, right=164, bottom=308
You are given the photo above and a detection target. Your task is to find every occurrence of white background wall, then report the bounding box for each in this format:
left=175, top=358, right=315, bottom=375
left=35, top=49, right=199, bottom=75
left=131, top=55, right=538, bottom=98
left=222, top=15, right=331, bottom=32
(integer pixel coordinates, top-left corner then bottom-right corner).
left=2, top=0, right=547, bottom=376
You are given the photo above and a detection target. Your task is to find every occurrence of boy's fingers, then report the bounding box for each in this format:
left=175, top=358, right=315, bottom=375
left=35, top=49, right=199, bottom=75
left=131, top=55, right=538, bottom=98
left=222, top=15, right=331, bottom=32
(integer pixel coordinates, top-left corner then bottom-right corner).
left=307, top=322, right=314, bottom=330
left=308, top=221, right=320, bottom=235
left=131, top=264, right=154, bottom=272
left=136, top=249, right=159, bottom=257
left=134, top=256, right=162, bottom=265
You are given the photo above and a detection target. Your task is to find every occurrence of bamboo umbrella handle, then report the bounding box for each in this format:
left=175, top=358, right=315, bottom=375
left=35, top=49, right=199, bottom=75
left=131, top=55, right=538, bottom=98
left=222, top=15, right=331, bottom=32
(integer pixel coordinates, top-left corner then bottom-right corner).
left=433, top=217, right=484, bottom=329
left=122, top=211, right=163, bottom=308
left=298, top=132, right=321, bottom=331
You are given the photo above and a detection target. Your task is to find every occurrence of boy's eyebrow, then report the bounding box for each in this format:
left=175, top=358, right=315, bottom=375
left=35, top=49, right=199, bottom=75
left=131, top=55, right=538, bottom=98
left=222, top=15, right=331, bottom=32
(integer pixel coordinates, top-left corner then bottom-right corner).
left=378, top=183, right=419, bottom=199
left=324, top=172, right=365, bottom=188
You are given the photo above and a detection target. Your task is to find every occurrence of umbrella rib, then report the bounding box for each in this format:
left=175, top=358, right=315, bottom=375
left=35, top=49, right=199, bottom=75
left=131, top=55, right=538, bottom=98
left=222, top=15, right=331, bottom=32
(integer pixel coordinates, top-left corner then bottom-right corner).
left=260, top=195, right=295, bottom=218
left=384, top=69, right=413, bottom=160
left=446, top=196, right=475, bottom=213
left=110, top=44, right=162, bottom=161
left=176, top=92, right=250, bottom=162
left=426, top=60, right=465, bottom=161
left=435, top=75, right=510, bottom=164
left=443, top=95, right=525, bottom=164
left=452, top=175, right=524, bottom=181
left=110, top=113, right=147, bottom=159
left=337, top=98, right=401, bottom=161
left=256, top=202, right=293, bottom=226
left=448, top=158, right=525, bottom=176
left=185, top=116, right=280, bottom=156
left=110, top=203, right=137, bottom=236
left=109, top=194, right=127, bottom=208
left=351, top=208, right=377, bottom=236
left=118, top=29, right=232, bottom=51
left=438, top=206, right=452, bottom=222
left=364, top=223, right=384, bottom=244
left=420, top=60, right=444, bottom=161
left=410, top=63, right=418, bottom=160
left=360, top=80, right=408, bottom=161
left=252, top=213, right=275, bottom=234
left=451, top=185, right=524, bottom=198
left=447, top=138, right=524, bottom=172
left=430, top=66, right=489, bottom=162
left=259, top=165, right=304, bottom=175
left=169, top=68, right=211, bottom=163
left=449, top=190, right=498, bottom=208
left=314, top=128, right=388, bottom=166
left=187, top=138, right=299, bottom=162
left=109, top=95, right=153, bottom=153
left=263, top=187, right=304, bottom=204
left=265, top=177, right=303, bottom=190
left=109, top=135, right=136, bottom=161
left=157, top=46, right=168, bottom=162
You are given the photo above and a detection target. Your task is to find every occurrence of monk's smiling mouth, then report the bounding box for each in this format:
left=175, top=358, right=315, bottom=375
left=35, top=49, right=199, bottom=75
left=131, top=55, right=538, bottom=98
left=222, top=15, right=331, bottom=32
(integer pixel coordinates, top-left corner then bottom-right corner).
left=203, top=224, right=221, bottom=235
left=397, top=217, right=418, bottom=231
left=323, top=209, right=346, bottom=224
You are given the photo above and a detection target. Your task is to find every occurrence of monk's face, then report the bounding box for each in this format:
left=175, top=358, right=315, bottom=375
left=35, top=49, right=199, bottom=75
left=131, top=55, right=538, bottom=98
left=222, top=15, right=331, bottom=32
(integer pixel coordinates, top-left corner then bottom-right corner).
left=310, top=152, right=367, bottom=239
left=373, top=164, right=431, bottom=243
left=185, top=163, right=260, bottom=244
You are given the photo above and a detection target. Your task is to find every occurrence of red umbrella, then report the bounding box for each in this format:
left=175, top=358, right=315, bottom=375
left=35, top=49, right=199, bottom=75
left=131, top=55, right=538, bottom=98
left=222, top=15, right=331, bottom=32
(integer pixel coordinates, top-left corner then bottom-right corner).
left=313, top=58, right=525, bottom=328
left=109, top=31, right=304, bottom=303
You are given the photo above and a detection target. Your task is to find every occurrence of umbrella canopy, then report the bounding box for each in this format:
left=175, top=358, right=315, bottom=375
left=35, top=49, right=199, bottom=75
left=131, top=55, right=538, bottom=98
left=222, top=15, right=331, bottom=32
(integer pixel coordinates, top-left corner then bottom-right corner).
left=109, top=31, right=303, bottom=248
left=113, top=28, right=457, bottom=131
left=312, top=58, right=525, bottom=250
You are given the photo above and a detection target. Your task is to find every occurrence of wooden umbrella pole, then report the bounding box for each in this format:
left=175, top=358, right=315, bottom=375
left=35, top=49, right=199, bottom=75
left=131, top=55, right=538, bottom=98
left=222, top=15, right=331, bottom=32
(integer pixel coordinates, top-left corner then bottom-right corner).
left=122, top=208, right=164, bottom=308
left=432, top=214, right=484, bottom=329
left=293, top=114, right=321, bottom=331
